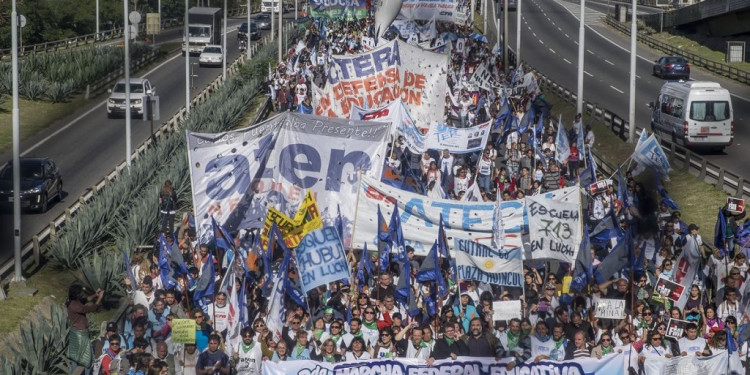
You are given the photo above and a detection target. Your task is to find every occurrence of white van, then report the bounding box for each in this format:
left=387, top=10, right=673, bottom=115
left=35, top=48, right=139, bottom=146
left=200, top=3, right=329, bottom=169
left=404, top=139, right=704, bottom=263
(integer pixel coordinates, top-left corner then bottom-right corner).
left=649, top=81, right=733, bottom=150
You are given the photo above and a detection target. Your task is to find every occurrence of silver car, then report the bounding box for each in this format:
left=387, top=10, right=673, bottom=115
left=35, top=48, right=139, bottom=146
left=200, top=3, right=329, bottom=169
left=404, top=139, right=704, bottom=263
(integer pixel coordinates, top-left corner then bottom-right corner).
left=199, top=45, right=223, bottom=67
left=107, top=78, right=155, bottom=119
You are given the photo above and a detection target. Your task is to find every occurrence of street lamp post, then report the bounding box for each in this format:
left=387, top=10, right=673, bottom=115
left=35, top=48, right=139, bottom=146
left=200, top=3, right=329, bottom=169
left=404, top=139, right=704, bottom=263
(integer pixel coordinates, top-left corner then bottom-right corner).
left=628, top=0, right=637, bottom=142
left=577, top=0, right=585, bottom=115
left=185, top=0, right=190, bottom=113
left=247, top=0, right=252, bottom=60
left=11, top=0, right=24, bottom=283
left=125, top=0, right=132, bottom=169
left=222, top=0, right=227, bottom=81
left=96, top=0, right=100, bottom=37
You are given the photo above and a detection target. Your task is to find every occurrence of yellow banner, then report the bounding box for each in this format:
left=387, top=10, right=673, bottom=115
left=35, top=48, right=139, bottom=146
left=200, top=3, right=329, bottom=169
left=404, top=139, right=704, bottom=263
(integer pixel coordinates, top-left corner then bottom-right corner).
left=171, top=319, right=196, bottom=344
left=261, top=190, right=323, bottom=249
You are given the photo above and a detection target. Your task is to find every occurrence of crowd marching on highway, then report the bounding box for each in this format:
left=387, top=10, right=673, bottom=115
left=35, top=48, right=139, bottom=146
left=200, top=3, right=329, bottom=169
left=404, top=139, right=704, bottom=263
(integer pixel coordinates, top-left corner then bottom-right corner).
left=64, top=4, right=750, bottom=375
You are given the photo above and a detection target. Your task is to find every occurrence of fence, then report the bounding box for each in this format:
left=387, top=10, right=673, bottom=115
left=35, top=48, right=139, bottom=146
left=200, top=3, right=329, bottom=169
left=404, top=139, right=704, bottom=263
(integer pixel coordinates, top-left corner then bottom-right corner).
left=603, top=16, right=750, bottom=83
left=0, top=23, right=292, bottom=284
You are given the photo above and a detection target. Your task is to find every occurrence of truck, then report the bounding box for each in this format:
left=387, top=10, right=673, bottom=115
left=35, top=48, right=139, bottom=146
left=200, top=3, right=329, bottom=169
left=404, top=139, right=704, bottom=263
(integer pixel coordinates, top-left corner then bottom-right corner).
left=261, top=0, right=290, bottom=13
left=183, top=7, right=223, bottom=55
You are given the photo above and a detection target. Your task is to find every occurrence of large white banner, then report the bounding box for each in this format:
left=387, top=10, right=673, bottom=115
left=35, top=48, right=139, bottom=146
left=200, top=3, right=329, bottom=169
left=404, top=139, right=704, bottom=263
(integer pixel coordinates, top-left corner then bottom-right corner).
left=350, top=100, right=490, bottom=154
left=352, top=174, right=580, bottom=256
left=186, top=112, right=389, bottom=243
left=454, top=238, right=523, bottom=287
left=314, top=39, right=448, bottom=127
left=643, top=351, right=743, bottom=375
left=262, top=354, right=625, bottom=375
left=526, top=192, right=582, bottom=263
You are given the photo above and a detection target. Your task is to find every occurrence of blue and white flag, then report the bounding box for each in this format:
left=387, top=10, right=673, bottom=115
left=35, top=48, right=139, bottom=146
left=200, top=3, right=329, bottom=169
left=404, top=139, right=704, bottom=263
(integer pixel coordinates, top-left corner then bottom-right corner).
left=555, top=115, right=570, bottom=164
left=295, top=227, right=351, bottom=293
left=629, top=130, right=649, bottom=176
left=631, top=134, right=672, bottom=176
left=453, top=238, right=523, bottom=287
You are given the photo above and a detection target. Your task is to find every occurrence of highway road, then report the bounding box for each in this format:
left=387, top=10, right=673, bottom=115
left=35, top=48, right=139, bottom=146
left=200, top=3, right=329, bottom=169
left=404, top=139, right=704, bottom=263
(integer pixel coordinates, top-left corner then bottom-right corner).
left=502, top=0, right=750, bottom=173
left=0, top=13, right=294, bottom=268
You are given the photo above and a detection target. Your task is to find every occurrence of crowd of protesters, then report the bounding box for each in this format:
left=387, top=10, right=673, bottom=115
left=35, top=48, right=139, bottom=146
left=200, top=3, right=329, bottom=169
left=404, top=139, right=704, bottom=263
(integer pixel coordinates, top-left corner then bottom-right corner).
left=63, top=6, right=750, bottom=375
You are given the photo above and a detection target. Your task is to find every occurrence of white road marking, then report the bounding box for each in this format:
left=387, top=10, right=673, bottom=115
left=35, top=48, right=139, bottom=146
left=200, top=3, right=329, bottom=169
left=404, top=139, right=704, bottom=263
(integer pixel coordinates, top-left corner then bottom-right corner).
left=585, top=71, right=594, bottom=77
left=563, top=58, right=572, bottom=64
left=610, top=85, right=624, bottom=93
left=540, top=39, right=545, bottom=44
left=22, top=52, right=184, bottom=156
left=605, top=59, right=615, bottom=65
left=549, top=48, right=556, bottom=54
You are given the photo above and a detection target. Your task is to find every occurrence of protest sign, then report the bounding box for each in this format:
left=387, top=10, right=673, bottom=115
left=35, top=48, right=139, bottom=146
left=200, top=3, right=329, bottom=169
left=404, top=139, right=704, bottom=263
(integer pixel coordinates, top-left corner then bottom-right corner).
left=314, top=39, right=448, bottom=127
left=595, top=299, right=625, bottom=319
left=171, top=319, right=196, bottom=344
left=654, top=276, right=686, bottom=303
left=259, top=190, right=323, bottom=249
left=526, top=191, right=582, bottom=263
left=426, top=121, right=492, bottom=154
left=187, top=112, right=389, bottom=244
left=468, top=62, right=498, bottom=91
left=454, top=238, right=523, bottom=287
left=492, top=300, right=522, bottom=321
left=353, top=175, right=580, bottom=255
left=666, top=318, right=689, bottom=338
left=295, top=227, right=351, bottom=293
left=643, top=351, right=743, bottom=374
left=727, top=197, right=745, bottom=214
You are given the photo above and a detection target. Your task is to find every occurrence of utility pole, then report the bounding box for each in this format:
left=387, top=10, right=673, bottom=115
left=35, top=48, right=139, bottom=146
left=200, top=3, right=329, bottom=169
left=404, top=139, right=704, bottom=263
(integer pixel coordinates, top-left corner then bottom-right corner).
left=577, top=0, right=585, bottom=114
left=504, top=0, right=509, bottom=70
left=11, top=0, right=25, bottom=284
left=628, top=0, right=637, bottom=142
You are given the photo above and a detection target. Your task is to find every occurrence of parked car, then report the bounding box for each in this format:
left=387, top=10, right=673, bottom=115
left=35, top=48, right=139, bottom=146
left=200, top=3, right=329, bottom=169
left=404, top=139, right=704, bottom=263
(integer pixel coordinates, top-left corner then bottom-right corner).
left=107, top=78, right=155, bottom=119
left=255, top=13, right=271, bottom=30
left=0, top=158, right=63, bottom=213
left=653, top=56, right=690, bottom=80
left=199, top=45, right=223, bottom=67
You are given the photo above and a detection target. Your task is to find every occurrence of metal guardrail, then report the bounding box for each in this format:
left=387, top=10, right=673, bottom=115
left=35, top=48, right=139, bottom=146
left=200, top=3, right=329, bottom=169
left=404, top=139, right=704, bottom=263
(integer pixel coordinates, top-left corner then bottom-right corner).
left=532, top=68, right=750, bottom=200
left=604, top=16, right=750, bottom=84
left=0, top=24, right=292, bottom=283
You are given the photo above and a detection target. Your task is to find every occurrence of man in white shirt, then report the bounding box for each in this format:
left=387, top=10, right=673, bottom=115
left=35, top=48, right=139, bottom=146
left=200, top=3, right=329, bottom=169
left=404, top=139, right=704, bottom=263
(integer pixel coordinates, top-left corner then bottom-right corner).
left=405, top=325, right=431, bottom=360
left=678, top=323, right=706, bottom=357
left=207, top=292, right=230, bottom=334
left=530, top=321, right=556, bottom=363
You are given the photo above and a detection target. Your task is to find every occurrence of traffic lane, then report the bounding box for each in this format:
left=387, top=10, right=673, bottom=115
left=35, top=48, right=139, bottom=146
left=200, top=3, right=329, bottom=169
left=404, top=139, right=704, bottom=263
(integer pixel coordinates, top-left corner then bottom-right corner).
left=523, top=0, right=750, bottom=174
left=0, top=19, right=281, bottom=265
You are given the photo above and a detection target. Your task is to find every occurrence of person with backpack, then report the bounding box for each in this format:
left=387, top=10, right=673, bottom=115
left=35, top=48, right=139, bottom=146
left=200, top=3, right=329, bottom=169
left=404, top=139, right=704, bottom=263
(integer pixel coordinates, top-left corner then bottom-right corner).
left=159, top=180, right=178, bottom=235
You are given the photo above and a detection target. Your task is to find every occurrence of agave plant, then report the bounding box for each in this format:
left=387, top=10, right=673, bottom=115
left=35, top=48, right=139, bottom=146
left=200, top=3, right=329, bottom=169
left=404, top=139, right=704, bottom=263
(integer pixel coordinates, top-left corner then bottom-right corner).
left=47, top=79, right=76, bottom=103
left=20, top=77, right=48, bottom=101
left=9, top=304, right=71, bottom=375
left=75, top=250, right=126, bottom=303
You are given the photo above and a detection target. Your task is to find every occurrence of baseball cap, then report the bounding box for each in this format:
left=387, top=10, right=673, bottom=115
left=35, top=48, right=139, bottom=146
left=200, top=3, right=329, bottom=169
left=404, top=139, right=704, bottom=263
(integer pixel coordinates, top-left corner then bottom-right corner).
left=324, top=307, right=333, bottom=315
left=106, top=322, right=118, bottom=332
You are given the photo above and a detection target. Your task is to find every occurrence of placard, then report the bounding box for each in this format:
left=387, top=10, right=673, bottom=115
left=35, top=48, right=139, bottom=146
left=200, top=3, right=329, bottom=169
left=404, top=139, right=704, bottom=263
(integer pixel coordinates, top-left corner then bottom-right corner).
left=492, top=300, right=522, bottom=321
left=587, top=179, right=612, bottom=195
left=727, top=197, right=745, bottom=214
left=171, top=319, right=196, bottom=344
left=595, top=299, right=625, bottom=319
left=665, top=318, right=689, bottom=338
left=654, top=276, right=685, bottom=303
left=526, top=193, right=582, bottom=263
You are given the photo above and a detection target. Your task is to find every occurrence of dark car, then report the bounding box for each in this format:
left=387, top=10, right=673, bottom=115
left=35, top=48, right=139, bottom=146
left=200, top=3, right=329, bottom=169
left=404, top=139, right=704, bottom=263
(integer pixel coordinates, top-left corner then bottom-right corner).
left=653, top=56, right=690, bottom=80
left=0, top=158, right=63, bottom=213
left=255, top=13, right=271, bottom=30
left=239, top=22, right=260, bottom=41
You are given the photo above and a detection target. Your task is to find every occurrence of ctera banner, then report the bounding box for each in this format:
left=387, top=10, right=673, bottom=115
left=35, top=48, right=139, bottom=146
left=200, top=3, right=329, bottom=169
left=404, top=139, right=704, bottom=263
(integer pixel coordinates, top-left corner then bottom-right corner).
left=314, top=39, right=448, bottom=127
left=352, top=174, right=580, bottom=256
left=262, top=354, right=624, bottom=375
left=308, top=0, right=369, bottom=20
left=186, top=112, right=389, bottom=244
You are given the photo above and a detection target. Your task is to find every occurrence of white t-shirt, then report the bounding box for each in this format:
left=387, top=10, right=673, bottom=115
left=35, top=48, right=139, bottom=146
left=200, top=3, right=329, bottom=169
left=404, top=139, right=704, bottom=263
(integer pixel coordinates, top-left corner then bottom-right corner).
left=529, top=336, right=556, bottom=360
left=678, top=336, right=706, bottom=356
left=406, top=341, right=431, bottom=360
left=344, top=351, right=372, bottom=361
left=207, top=303, right=230, bottom=332
left=235, top=342, right=263, bottom=375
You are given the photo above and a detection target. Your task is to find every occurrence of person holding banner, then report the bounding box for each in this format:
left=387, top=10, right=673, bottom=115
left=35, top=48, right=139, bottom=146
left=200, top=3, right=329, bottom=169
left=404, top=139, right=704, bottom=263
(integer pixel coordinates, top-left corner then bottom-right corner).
left=678, top=323, right=706, bottom=357
left=590, top=332, right=616, bottom=359
left=195, top=335, right=230, bottom=375
left=428, top=324, right=468, bottom=362
left=231, top=327, right=262, bottom=375
left=497, top=318, right=531, bottom=370
left=461, top=318, right=503, bottom=359
left=344, top=337, right=372, bottom=361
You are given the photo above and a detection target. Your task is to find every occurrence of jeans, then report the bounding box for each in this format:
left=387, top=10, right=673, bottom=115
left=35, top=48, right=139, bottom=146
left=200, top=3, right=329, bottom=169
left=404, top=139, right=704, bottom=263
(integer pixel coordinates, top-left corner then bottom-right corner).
left=477, top=174, right=492, bottom=193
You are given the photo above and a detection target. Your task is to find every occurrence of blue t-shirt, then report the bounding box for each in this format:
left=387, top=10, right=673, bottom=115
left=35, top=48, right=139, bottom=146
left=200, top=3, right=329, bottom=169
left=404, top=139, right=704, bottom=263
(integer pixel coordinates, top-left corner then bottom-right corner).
left=196, top=349, right=229, bottom=374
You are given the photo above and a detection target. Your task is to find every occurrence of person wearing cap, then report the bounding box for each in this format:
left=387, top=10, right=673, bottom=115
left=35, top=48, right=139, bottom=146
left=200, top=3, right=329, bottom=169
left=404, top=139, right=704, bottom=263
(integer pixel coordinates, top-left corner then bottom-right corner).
left=96, top=321, right=128, bottom=357
left=93, top=334, right=127, bottom=375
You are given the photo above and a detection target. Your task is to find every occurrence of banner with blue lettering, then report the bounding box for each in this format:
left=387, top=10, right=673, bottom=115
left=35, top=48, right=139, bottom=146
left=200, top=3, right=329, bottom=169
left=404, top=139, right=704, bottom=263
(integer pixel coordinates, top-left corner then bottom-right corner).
left=261, top=354, right=625, bottom=375
left=526, top=192, right=582, bottom=263
left=630, top=134, right=672, bottom=176
left=353, top=174, right=580, bottom=256
left=186, top=112, right=389, bottom=244
left=295, top=227, right=351, bottom=293
left=308, top=0, right=368, bottom=20
left=350, top=99, right=490, bottom=154
left=314, top=39, right=448, bottom=128
left=454, top=238, right=523, bottom=287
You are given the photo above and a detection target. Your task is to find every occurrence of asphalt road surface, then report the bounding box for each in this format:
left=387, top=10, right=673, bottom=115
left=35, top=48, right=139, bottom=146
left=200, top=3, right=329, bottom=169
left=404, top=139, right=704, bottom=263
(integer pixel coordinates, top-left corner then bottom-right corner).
left=501, top=0, right=749, bottom=174
left=0, top=13, right=296, bottom=269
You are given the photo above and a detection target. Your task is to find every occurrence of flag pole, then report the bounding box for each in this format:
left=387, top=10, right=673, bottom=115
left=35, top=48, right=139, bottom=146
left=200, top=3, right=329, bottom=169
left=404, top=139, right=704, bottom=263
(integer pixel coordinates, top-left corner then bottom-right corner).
left=347, top=170, right=364, bottom=267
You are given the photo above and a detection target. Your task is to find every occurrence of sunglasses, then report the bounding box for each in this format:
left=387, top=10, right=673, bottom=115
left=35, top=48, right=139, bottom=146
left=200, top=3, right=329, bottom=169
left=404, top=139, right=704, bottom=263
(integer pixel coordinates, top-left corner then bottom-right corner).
left=195, top=315, right=204, bottom=319
left=331, top=326, right=341, bottom=329
left=243, top=335, right=253, bottom=339
left=382, top=333, right=391, bottom=337
left=651, top=337, right=662, bottom=341
left=365, top=311, right=375, bottom=315
left=620, top=336, right=629, bottom=340
left=601, top=338, right=611, bottom=342
left=644, top=312, right=652, bottom=316
left=291, top=321, right=301, bottom=325
left=110, top=342, right=121, bottom=346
